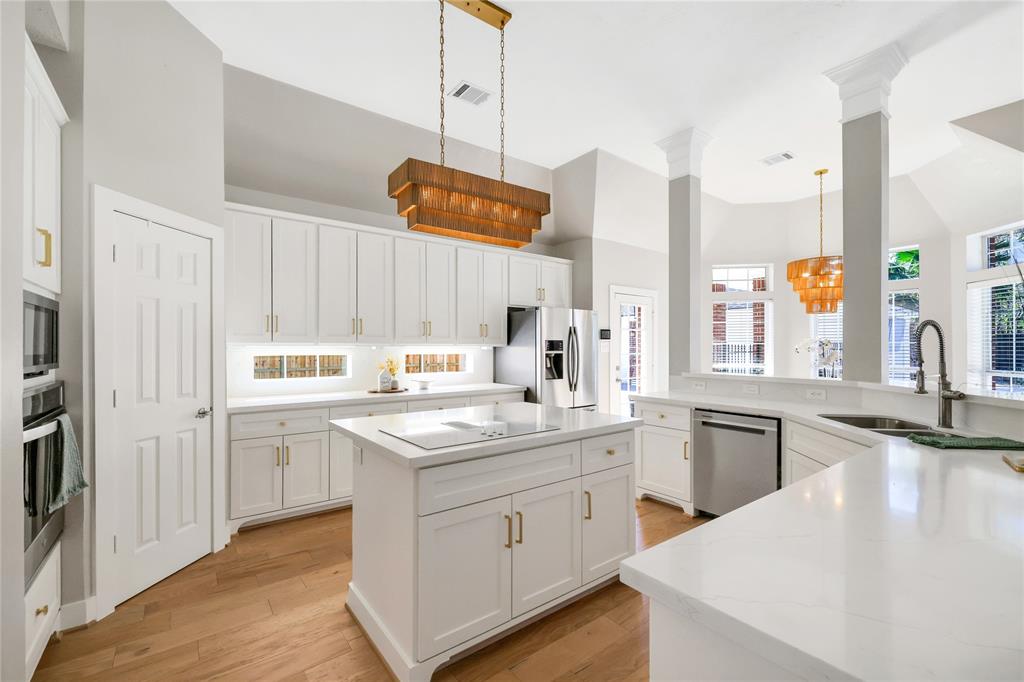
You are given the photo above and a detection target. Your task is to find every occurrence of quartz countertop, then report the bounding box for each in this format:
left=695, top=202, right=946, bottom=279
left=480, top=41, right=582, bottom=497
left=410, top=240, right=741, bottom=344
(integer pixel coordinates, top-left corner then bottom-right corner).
left=331, top=402, right=641, bottom=468
left=621, top=391, right=1024, bottom=680
left=226, top=382, right=526, bottom=415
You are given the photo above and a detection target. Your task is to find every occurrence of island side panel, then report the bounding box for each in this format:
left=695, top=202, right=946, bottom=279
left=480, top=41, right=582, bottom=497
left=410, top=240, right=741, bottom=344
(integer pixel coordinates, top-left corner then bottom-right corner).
left=351, top=443, right=418, bottom=662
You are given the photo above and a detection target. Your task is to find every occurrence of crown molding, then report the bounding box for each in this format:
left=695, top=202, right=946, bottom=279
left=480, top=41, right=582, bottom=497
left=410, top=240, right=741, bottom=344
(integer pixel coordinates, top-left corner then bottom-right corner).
left=824, top=43, right=909, bottom=123
left=655, top=127, right=714, bottom=180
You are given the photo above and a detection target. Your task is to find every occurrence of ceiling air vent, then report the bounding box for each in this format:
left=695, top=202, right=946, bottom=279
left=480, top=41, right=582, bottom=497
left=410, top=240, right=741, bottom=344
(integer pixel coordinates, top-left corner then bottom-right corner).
left=448, top=80, right=492, bottom=106
left=760, top=151, right=796, bottom=167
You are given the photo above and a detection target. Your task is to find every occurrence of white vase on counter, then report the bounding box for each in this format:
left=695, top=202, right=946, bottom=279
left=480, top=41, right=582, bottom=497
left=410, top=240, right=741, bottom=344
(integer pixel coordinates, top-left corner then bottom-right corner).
left=378, top=369, right=393, bottom=392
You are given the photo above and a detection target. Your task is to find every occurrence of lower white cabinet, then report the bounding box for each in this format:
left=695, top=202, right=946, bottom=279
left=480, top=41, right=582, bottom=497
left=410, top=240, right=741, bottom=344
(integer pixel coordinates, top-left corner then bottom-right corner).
left=637, top=425, right=692, bottom=505
left=512, top=478, right=582, bottom=617
left=329, top=432, right=355, bottom=500
left=282, top=432, right=330, bottom=509
left=25, top=539, right=60, bottom=678
left=783, top=448, right=827, bottom=486
left=417, top=496, right=513, bottom=659
left=230, top=436, right=283, bottom=518
left=582, top=465, right=635, bottom=583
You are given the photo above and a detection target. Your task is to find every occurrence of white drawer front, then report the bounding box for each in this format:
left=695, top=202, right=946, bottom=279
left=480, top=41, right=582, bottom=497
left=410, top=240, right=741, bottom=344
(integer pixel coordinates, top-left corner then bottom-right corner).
left=636, top=402, right=691, bottom=431
left=469, top=392, right=525, bottom=407
left=231, top=408, right=331, bottom=440
left=409, top=397, right=471, bottom=412
left=25, top=540, right=60, bottom=675
left=418, top=441, right=582, bottom=515
left=329, top=403, right=408, bottom=419
left=787, top=422, right=870, bottom=467
left=581, top=431, right=635, bottom=475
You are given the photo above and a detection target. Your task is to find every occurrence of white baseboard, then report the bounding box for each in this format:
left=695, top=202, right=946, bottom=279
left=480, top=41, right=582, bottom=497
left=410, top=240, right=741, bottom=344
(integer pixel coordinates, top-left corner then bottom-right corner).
left=58, top=596, right=96, bottom=630
left=229, top=497, right=352, bottom=535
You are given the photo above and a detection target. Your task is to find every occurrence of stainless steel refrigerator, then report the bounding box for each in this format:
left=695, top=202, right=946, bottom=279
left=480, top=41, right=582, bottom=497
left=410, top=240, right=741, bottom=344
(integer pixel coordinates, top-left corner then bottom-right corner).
left=495, top=308, right=598, bottom=410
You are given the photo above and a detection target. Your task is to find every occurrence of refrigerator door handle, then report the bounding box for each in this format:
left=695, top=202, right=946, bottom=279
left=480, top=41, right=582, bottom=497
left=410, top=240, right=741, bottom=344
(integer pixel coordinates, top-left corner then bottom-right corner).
left=568, top=325, right=579, bottom=392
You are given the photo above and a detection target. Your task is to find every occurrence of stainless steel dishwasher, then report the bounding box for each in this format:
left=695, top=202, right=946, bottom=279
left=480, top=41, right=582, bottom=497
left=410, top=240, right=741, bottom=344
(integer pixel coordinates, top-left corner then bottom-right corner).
left=692, top=409, right=781, bottom=517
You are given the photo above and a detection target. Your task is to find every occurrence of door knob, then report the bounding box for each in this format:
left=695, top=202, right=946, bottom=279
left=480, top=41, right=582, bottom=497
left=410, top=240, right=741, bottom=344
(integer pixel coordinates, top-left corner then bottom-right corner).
left=195, top=407, right=213, bottom=419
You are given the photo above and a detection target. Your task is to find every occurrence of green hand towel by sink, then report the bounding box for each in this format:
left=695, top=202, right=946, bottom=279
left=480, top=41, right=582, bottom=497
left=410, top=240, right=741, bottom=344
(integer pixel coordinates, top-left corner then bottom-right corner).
left=907, top=434, right=1024, bottom=450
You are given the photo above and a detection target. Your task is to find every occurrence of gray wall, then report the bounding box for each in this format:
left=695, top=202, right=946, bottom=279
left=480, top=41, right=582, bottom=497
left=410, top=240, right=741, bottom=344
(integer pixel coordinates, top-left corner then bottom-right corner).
left=37, top=0, right=224, bottom=606
left=224, top=65, right=559, bottom=244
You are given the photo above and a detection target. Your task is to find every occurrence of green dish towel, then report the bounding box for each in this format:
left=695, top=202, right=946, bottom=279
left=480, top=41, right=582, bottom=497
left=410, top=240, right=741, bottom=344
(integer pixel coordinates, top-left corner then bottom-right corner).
left=47, top=413, right=89, bottom=513
left=907, top=434, right=1024, bottom=450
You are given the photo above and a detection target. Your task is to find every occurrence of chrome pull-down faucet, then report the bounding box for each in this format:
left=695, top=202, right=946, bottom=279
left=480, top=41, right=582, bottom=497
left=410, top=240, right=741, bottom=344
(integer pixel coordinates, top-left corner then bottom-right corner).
left=912, top=320, right=966, bottom=429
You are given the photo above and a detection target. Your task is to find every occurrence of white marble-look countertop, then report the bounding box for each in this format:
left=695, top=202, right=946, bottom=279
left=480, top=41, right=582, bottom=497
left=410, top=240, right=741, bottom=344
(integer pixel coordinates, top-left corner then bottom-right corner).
left=621, top=391, right=1024, bottom=680
left=331, top=402, right=641, bottom=469
left=226, top=382, right=526, bottom=415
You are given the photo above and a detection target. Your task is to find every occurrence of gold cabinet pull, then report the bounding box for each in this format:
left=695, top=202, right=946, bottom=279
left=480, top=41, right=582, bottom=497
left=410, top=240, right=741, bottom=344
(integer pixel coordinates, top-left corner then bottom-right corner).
left=275, top=446, right=281, bottom=467
left=265, top=314, right=270, bottom=333
left=479, top=323, right=484, bottom=338
left=484, top=323, right=489, bottom=337
left=35, top=604, right=48, bottom=617
left=606, top=448, right=616, bottom=456
left=273, top=315, right=279, bottom=333
left=427, top=320, right=432, bottom=337
left=584, top=490, right=592, bottom=520
left=285, top=446, right=291, bottom=466
left=515, top=511, right=524, bottom=544
left=35, top=228, right=52, bottom=267
left=683, top=441, right=689, bottom=460
left=359, top=318, right=364, bottom=335
left=504, top=514, right=512, bottom=548
left=352, top=318, right=356, bottom=335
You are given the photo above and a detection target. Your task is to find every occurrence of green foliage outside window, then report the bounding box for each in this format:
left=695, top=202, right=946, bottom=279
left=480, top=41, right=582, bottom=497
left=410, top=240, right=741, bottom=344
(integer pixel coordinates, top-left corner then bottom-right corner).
left=888, top=248, right=920, bottom=281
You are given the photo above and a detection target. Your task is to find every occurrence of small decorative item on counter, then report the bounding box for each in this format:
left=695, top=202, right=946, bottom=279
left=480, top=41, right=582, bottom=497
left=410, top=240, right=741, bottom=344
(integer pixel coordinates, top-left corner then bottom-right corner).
left=391, top=378, right=400, bottom=390
left=377, top=367, right=392, bottom=392
left=377, top=355, right=401, bottom=392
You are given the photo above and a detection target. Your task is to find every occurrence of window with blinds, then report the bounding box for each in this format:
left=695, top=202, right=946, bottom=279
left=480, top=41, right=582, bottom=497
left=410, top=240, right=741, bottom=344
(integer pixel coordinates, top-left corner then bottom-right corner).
left=810, top=305, right=843, bottom=378
left=711, top=301, right=769, bottom=375
left=967, top=278, right=1024, bottom=394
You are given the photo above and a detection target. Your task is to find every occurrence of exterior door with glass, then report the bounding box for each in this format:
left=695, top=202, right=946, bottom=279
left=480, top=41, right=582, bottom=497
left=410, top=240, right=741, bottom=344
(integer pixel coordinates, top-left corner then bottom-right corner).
left=610, top=288, right=656, bottom=415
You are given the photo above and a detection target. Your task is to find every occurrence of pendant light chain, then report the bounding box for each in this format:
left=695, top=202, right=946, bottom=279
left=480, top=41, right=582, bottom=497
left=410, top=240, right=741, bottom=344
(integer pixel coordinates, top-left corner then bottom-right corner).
left=818, top=171, right=824, bottom=258
left=499, top=26, right=506, bottom=182
left=438, top=0, right=446, bottom=166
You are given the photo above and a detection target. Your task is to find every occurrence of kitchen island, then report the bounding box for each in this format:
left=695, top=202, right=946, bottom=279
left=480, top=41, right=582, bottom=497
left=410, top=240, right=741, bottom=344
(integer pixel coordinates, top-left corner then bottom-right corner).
left=620, top=393, right=1024, bottom=680
left=331, top=402, right=642, bottom=681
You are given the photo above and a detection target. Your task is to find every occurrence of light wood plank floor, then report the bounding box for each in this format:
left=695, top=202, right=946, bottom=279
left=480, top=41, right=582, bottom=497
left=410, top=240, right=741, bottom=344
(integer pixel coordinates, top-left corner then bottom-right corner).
left=35, top=499, right=705, bottom=681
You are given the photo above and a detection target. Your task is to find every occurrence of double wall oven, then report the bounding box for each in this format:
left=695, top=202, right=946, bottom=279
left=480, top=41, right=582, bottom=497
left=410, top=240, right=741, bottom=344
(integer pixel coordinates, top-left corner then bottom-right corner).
left=23, top=381, right=65, bottom=585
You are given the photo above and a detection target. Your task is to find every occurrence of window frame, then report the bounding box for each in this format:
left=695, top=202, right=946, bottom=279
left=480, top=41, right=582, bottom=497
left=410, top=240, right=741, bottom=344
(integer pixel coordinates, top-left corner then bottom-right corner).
left=710, top=263, right=774, bottom=376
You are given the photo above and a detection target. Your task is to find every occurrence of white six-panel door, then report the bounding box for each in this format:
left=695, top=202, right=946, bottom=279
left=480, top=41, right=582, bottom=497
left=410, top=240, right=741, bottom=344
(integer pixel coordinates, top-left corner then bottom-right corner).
left=114, top=213, right=213, bottom=604
left=395, top=238, right=427, bottom=344
left=318, top=225, right=358, bottom=343
left=356, top=232, right=394, bottom=342
left=271, top=218, right=317, bottom=342
left=224, top=210, right=272, bottom=342
left=425, top=242, right=457, bottom=343
left=283, top=432, right=330, bottom=509
left=511, top=478, right=582, bottom=617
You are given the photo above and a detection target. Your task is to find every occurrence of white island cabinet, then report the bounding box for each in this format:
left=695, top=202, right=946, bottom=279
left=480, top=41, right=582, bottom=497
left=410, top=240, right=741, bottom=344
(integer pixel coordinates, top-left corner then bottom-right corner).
left=332, top=403, right=640, bottom=681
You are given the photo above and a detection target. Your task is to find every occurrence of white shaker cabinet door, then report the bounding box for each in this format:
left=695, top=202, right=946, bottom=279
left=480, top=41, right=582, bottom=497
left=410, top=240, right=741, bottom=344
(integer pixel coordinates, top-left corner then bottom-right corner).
left=225, top=211, right=273, bottom=343
left=481, top=252, right=508, bottom=345
left=282, top=432, right=330, bottom=510
left=418, top=496, right=512, bottom=660
left=425, top=242, right=457, bottom=343
left=230, top=436, right=283, bottom=519
left=582, top=465, right=635, bottom=583
left=508, top=256, right=541, bottom=306
left=394, top=238, right=427, bottom=344
left=511, top=478, right=582, bottom=617
left=271, top=218, right=318, bottom=343
left=329, top=431, right=354, bottom=500
left=356, top=232, right=395, bottom=343
left=456, top=248, right=484, bottom=344
left=637, top=426, right=691, bottom=503
left=541, top=261, right=572, bottom=308
left=318, top=225, right=358, bottom=343
left=783, top=448, right=826, bottom=486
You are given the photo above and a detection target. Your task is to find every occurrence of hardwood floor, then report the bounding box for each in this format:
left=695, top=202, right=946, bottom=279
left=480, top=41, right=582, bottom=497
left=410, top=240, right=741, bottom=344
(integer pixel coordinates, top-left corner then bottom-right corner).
left=35, top=499, right=705, bottom=681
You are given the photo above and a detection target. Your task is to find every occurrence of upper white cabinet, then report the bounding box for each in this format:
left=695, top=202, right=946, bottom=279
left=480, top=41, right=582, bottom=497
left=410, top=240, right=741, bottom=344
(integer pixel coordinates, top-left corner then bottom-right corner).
left=457, top=248, right=508, bottom=345
left=318, top=225, right=358, bottom=343
left=23, top=37, right=68, bottom=294
left=225, top=211, right=273, bottom=342
left=396, top=239, right=456, bottom=344
left=356, top=232, right=394, bottom=343
left=271, top=218, right=318, bottom=343
left=509, top=256, right=571, bottom=308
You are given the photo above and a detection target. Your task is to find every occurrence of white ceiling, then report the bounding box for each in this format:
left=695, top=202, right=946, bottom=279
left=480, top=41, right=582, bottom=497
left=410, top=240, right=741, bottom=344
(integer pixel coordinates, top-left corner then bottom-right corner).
left=172, top=0, right=1023, bottom=203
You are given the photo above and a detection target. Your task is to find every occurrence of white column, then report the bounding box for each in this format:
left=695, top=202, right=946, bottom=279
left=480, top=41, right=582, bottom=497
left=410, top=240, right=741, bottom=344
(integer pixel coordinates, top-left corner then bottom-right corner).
left=824, top=44, right=907, bottom=383
left=657, top=128, right=712, bottom=377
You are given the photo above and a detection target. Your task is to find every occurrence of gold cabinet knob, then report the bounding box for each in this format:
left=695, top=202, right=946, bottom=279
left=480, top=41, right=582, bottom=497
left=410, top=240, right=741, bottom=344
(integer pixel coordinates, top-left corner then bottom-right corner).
left=35, top=605, right=48, bottom=616
left=606, top=448, right=616, bottom=456
left=658, top=413, right=666, bottom=419
left=279, top=421, right=286, bottom=427
left=368, top=412, right=374, bottom=417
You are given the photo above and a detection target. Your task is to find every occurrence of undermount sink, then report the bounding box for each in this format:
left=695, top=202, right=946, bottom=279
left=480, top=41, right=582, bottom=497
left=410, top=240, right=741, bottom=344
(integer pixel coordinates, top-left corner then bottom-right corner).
left=819, top=414, right=931, bottom=431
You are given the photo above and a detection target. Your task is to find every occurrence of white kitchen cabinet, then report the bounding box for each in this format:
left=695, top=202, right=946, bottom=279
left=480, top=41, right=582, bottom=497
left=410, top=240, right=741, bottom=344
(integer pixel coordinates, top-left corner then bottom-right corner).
left=511, top=478, right=582, bottom=616
left=637, top=425, right=692, bottom=505
left=395, top=239, right=456, bottom=344
left=508, top=256, right=542, bottom=306
left=458, top=248, right=508, bottom=345
left=230, top=436, right=283, bottom=518
left=318, top=225, right=358, bottom=343
left=271, top=218, right=318, bottom=343
left=356, top=231, right=395, bottom=343
left=541, top=261, right=572, bottom=308
left=283, top=432, right=330, bottom=509
left=23, top=37, right=68, bottom=294
left=25, top=539, right=60, bottom=678
left=582, top=465, right=635, bottom=583
left=417, top=496, right=513, bottom=660
left=329, top=432, right=354, bottom=500
left=783, top=448, right=827, bottom=486
left=225, top=210, right=273, bottom=342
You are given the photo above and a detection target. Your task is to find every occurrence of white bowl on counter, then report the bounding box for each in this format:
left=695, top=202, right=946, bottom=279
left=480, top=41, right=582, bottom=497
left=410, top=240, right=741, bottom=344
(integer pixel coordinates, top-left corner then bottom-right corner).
left=410, top=378, right=435, bottom=390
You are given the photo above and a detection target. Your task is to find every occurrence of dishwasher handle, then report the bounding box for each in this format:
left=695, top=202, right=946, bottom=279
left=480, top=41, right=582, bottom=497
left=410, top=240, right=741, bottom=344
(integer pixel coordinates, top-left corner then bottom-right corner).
left=698, top=417, right=777, bottom=435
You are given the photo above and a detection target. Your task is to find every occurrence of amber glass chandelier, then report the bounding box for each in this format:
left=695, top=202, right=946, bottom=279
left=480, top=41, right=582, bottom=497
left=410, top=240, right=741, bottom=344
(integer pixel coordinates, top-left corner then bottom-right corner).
left=388, top=0, right=550, bottom=248
left=787, top=168, right=843, bottom=314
